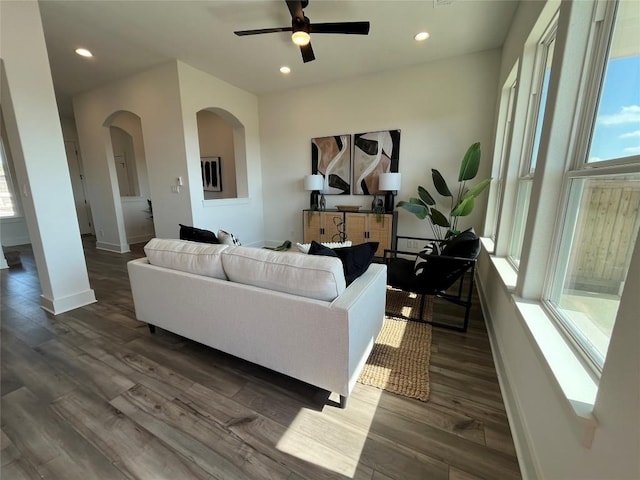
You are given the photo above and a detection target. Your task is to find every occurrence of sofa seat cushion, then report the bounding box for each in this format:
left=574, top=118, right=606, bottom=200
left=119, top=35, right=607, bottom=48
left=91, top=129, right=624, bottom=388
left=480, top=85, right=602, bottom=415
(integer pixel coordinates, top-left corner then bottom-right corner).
left=221, top=246, right=346, bottom=301
left=144, top=238, right=229, bottom=279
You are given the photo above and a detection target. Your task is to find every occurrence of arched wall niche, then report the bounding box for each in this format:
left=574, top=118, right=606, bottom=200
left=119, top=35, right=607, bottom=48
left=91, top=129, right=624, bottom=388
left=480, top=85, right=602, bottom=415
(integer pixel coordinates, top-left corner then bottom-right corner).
left=196, top=107, right=248, bottom=200
left=102, top=109, right=155, bottom=244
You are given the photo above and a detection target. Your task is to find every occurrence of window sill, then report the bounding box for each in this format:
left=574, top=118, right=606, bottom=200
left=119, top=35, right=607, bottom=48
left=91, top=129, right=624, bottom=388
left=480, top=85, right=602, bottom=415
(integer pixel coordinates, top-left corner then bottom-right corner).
left=0, top=216, right=25, bottom=223
left=489, top=255, right=518, bottom=292
left=513, top=300, right=598, bottom=447
left=480, top=240, right=598, bottom=448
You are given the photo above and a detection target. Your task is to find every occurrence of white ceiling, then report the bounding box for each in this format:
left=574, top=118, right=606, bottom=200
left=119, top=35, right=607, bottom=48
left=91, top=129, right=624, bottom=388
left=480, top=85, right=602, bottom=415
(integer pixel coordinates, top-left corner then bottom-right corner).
left=38, top=0, right=519, bottom=116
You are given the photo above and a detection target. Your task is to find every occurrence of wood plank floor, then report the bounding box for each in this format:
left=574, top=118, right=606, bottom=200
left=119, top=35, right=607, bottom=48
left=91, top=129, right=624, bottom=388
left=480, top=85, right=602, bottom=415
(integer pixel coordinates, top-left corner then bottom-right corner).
left=1, top=238, right=521, bottom=480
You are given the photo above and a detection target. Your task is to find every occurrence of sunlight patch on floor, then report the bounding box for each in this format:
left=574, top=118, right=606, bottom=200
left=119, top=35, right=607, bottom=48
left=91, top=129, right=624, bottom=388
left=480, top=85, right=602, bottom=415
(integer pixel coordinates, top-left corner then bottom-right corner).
left=275, top=387, right=383, bottom=477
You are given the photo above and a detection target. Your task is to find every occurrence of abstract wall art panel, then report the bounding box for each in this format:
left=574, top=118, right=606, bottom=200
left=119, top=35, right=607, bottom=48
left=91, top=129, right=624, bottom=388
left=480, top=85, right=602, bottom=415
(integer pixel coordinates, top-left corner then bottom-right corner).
left=201, top=156, right=222, bottom=192
left=311, top=135, right=351, bottom=195
left=352, top=130, right=400, bottom=195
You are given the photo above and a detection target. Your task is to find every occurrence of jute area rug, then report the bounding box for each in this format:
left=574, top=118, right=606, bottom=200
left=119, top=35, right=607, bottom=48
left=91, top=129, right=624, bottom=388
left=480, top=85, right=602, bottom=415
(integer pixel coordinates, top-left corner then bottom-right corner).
left=358, top=287, right=433, bottom=402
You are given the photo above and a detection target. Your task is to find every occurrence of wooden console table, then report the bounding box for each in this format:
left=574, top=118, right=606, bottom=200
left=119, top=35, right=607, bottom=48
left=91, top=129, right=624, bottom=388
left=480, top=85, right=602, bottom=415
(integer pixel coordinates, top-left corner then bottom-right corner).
left=302, top=209, right=397, bottom=258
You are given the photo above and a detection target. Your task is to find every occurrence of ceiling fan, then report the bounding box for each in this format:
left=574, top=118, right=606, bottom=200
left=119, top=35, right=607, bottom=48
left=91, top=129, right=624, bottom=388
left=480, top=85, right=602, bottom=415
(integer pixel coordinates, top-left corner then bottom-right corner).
left=233, top=0, right=370, bottom=63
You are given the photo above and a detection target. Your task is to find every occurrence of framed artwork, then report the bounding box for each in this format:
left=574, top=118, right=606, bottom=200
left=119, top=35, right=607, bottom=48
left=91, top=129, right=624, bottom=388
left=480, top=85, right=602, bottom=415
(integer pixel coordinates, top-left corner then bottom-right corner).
left=201, top=156, right=222, bottom=192
left=352, top=129, right=400, bottom=195
left=311, top=135, right=351, bottom=195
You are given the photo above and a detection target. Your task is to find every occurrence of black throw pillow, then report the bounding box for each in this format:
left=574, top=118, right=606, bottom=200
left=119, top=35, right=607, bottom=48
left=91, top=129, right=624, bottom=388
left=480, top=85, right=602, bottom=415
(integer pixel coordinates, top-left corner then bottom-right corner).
left=308, top=241, right=378, bottom=286
left=308, top=240, right=338, bottom=257
left=334, top=242, right=379, bottom=286
left=441, top=228, right=480, bottom=258
left=179, top=224, right=220, bottom=244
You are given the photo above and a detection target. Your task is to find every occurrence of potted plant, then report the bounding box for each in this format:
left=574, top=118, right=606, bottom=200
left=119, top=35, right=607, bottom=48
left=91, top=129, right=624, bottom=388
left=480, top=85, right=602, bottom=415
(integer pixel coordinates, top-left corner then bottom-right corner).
left=397, top=142, right=490, bottom=241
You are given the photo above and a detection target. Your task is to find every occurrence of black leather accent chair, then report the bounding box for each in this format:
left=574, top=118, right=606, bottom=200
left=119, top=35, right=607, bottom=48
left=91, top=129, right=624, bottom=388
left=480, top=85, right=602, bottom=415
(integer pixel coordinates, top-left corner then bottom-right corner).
left=384, top=229, right=480, bottom=332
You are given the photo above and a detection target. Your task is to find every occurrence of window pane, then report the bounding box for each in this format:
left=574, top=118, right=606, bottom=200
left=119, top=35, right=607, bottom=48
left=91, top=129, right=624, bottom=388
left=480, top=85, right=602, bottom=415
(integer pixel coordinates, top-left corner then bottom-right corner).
left=588, top=0, right=640, bottom=163
left=0, top=140, right=17, bottom=218
left=530, top=38, right=555, bottom=172
left=553, top=174, right=640, bottom=364
left=509, top=179, right=532, bottom=268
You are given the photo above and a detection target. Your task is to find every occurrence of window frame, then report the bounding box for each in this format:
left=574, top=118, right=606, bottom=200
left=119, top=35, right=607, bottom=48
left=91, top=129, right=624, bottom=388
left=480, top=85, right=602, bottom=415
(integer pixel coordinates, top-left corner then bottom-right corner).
left=542, top=0, right=640, bottom=373
left=507, top=18, right=559, bottom=269
left=0, top=136, right=21, bottom=219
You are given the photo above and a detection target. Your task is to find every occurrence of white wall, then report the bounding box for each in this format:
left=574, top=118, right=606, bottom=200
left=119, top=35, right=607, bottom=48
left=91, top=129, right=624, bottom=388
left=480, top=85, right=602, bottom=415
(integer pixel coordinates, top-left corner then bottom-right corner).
left=0, top=0, right=95, bottom=313
left=177, top=62, right=264, bottom=245
left=73, top=61, right=190, bottom=250
left=258, top=49, right=501, bottom=245
left=197, top=110, right=238, bottom=200
left=478, top=1, right=640, bottom=478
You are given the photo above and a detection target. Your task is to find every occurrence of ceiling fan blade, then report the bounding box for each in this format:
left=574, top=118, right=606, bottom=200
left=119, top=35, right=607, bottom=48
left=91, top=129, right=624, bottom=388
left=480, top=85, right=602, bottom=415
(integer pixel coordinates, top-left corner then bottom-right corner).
left=234, top=27, right=292, bottom=36
left=286, top=0, right=304, bottom=21
left=300, top=42, right=315, bottom=63
left=310, top=22, right=370, bottom=35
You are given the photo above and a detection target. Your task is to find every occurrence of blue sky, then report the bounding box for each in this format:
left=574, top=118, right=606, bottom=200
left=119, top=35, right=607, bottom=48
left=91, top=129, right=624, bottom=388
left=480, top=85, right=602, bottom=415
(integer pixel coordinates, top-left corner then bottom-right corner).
left=589, top=55, right=640, bottom=162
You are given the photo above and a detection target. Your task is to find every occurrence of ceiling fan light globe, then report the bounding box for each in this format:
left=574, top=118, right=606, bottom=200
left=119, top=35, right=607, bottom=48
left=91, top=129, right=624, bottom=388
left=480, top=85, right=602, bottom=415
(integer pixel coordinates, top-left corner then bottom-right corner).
left=292, top=31, right=310, bottom=46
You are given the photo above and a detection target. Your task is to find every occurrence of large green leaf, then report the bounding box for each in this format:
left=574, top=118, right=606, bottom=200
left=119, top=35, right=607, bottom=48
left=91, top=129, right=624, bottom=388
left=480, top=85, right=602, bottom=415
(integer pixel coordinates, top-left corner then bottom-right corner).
left=398, top=200, right=428, bottom=219
left=418, top=186, right=435, bottom=205
left=430, top=208, right=450, bottom=227
left=451, top=197, right=475, bottom=217
left=462, top=178, right=491, bottom=200
left=458, top=142, right=481, bottom=181
left=432, top=169, right=452, bottom=197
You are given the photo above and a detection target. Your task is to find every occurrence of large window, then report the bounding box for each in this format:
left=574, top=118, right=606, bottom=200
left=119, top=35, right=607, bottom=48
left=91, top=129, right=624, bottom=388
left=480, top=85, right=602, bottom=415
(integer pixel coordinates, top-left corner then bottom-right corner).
left=509, top=29, right=557, bottom=268
left=487, top=78, right=517, bottom=242
left=0, top=138, right=19, bottom=218
left=547, top=0, right=640, bottom=369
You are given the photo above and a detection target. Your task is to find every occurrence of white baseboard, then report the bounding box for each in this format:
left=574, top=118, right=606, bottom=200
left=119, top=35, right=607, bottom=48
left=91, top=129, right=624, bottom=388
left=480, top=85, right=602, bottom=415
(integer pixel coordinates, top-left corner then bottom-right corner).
left=1, top=236, right=31, bottom=247
left=476, top=277, right=537, bottom=480
left=96, top=241, right=130, bottom=253
left=40, top=289, right=97, bottom=315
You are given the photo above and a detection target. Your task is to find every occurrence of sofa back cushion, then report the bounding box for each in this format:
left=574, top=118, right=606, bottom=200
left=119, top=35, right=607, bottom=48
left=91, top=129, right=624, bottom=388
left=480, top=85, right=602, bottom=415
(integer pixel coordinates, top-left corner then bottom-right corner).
left=144, top=238, right=229, bottom=279
left=221, top=246, right=346, bottom=302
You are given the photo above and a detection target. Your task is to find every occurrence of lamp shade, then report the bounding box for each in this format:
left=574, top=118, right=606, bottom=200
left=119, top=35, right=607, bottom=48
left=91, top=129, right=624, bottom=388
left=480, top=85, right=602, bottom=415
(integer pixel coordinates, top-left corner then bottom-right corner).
left=379, top=172, right=401, bottom=191
left=304, top=174, right=324, bottom=191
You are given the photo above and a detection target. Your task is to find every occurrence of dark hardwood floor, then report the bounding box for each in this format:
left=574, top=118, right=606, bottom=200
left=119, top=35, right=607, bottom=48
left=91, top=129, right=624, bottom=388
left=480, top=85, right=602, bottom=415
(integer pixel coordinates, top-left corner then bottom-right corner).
left=1, top=238, right=521, bottom=480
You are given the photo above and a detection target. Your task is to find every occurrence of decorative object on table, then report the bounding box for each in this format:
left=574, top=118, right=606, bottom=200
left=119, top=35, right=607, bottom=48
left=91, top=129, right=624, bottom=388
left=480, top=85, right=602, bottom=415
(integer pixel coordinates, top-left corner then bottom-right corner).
left=358, top=288, right=433, bottom=402
left=335, top=205, right=361, bottom=212
left=304, top=174, right=324, bottom=210
left=311, top=135, right=351, bottom=195
left=378, top=172, right=402, bottom=213
left=201, top=156, right=222, bottom=192
left=397, top=142, right=490, bottom=241
left=352, top=129, right=400, bottom=195
left=371, top=194, right=383, bottom=211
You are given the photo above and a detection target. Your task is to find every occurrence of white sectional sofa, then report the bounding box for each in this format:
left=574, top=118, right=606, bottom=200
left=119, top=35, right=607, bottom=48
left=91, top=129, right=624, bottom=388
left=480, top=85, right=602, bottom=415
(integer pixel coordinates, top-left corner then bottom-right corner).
left=127, top=238, right=386, bottom=407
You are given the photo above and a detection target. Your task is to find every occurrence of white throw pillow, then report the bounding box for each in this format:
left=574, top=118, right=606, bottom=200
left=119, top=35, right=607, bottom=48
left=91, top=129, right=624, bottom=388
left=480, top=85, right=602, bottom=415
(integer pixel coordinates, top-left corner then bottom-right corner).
left=221, top=246, right=346, bottom=302
left=296, top=240, right=352, bottom=254
left=218, top=229, right=242, bottom=246
left=144, top=238, right=229, bottom=279
left=414, top=242, right=440, bottom=276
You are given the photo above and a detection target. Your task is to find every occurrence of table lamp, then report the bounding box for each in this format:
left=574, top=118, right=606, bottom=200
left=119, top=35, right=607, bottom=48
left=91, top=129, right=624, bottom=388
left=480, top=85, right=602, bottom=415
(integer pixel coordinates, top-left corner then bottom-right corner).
left=304, top=174, right=324, bottom=210
left=379, top=172, right=401, bottom=213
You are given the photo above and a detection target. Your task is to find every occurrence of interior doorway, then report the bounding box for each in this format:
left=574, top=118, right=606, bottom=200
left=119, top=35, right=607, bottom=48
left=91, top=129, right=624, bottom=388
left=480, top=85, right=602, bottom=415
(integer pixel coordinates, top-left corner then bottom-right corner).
left=64, top=140, right=93, bottom=235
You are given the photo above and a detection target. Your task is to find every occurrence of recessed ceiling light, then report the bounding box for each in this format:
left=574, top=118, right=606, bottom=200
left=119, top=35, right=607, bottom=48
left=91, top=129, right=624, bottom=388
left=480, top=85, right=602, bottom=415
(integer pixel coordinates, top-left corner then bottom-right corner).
left=280, top=66, right=291, bottom=74
left=414, top=32, right=430, bottom=42
left=75, top=48, right=93, bottom=57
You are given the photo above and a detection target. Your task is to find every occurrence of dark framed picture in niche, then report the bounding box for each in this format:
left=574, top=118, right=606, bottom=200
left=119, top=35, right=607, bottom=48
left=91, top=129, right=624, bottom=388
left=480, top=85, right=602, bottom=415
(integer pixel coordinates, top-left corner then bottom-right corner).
left=201, top=156, right=222, bottom=192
